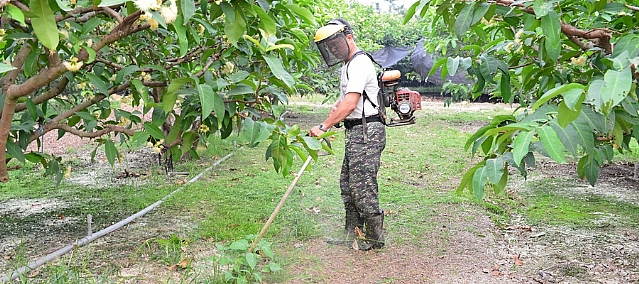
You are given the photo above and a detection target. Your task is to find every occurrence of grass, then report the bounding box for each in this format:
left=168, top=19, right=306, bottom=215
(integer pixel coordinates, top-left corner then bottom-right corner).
left=519, top=178, right=639, bottom=229
left=4, top=98, right=639, bottom=282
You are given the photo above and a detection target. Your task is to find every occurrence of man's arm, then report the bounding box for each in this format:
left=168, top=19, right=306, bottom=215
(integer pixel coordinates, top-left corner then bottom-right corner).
left=309, top=92, right=360, bottom=137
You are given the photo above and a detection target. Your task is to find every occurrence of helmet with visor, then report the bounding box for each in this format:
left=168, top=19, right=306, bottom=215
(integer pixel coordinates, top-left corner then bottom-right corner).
left=314, top=20, right=353, bottom=67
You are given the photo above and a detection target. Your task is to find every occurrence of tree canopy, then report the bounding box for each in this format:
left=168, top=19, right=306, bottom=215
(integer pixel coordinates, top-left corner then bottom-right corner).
left=405, top=0, right=639, bottom=199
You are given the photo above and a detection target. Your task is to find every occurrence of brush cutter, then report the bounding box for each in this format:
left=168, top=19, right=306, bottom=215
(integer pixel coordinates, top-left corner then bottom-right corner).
left=250, top=137, right=332, bottom=251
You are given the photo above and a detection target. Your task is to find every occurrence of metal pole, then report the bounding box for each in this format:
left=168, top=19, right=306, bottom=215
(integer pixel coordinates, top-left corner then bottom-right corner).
left=250, top=155, right=313, bottom=252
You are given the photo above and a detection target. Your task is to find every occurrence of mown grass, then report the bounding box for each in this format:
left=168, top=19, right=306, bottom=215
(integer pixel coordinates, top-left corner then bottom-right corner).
left=5, top=99, right=639, bottom=282
left=519, top=178, right=639, bottom=229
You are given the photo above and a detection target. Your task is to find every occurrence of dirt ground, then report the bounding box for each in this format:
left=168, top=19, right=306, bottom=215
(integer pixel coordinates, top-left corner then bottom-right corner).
left=2, top=100, right=639, bottom=283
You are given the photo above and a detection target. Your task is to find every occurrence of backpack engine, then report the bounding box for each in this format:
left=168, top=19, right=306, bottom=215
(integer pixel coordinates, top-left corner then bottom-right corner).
left=379, top=70, right=422, bottom=127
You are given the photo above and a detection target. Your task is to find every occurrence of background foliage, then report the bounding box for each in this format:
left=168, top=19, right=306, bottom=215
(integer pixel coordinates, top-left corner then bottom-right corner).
left=405, top=0, right=639, bottom=199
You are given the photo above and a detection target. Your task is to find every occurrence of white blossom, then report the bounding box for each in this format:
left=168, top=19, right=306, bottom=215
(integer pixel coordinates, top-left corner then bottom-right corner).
left=134, top=0, right=157, bottom=12
left=63, top=57, right=83, bottom=72
left=160, top=5, right=177, bottom=24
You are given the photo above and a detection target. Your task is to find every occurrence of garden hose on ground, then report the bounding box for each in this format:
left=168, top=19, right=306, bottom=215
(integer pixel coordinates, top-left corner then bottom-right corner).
left=0, top=152, right=234, bottom=283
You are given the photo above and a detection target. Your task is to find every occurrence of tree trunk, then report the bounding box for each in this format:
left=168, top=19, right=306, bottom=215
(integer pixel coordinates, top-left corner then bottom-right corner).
left=0, top=97, right=18, bottom=182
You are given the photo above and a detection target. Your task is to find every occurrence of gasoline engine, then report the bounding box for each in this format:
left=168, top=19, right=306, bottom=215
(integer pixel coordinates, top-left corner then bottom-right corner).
left=378, top=70, right=422, bottom=127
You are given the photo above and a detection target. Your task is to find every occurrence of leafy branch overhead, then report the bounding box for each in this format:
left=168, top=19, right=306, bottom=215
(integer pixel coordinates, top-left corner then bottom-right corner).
left=0, top=0, right=320, bottom=182
left=405, top=0, right=639, bottom=199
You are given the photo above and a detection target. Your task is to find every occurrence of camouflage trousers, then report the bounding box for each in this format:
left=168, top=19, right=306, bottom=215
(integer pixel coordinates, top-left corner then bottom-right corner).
left=340, top=121, right=386, bottom=218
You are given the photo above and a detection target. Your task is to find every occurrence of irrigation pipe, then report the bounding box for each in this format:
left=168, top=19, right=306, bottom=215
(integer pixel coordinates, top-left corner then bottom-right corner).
left=1, top=153, right=233, bottom=283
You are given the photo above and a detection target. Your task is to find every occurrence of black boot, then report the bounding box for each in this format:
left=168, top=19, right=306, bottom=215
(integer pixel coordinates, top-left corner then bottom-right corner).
left=359, top=211, right=385, bottom=251
left=327, top=210, right=363, bottom=246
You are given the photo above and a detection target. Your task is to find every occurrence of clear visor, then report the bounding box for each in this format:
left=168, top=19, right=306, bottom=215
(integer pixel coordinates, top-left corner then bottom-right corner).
left=316, top=33, right=350, bottom=67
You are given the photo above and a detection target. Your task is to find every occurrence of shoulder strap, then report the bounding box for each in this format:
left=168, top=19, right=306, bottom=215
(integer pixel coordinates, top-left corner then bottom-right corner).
left=345, top=51, right=381, bottom=108
left=346, top=51, right=381, bottom=80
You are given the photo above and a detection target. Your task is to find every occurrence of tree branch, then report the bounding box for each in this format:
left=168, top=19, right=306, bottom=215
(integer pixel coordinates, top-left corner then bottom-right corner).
left=626, top=4, right=639, bottom=12
left=102, top=7, right=123, bottom=23
left=490, top=0, right=613, bottom=53
left=30, top=123, right=135, bottom=143
left=14, top=78, right=69, bottom=114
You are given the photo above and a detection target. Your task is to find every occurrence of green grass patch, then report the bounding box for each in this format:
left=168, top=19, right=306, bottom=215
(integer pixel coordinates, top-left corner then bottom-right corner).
left=520, top=178, right=639, bottom=228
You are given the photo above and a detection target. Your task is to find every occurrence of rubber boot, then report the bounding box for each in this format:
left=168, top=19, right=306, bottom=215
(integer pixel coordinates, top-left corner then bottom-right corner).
left=327, top=210, right=363, bottom=246
left=359, top=211, right=385, bottom=251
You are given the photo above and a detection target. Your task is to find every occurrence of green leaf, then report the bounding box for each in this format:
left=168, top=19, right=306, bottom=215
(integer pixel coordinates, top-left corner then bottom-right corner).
left=86, top=74, right=108, bottom=95
left=26, top=99, right=38, bottom=121
left=253, top=5, right=275, bottom=36
left=30, top=0, right=59, bottom=50
left=5, top=4, right=26, bottom=26
left=143, top=122, right=165, bottom=140
left=264, top=55, right=295, bottom=88
left=549, top=121, right=579, bottom=157
left=98, top=0, right=126, bottom=6
left=485, top=157, right=504, bottom=184
left=454, top=3, right=474, bottom=37
left=446, top=56, right=459, bottom=77
left=228, top=84, right=255, bottom=96
left=229, top=71, right=250, bottom=84
left=499, top=70, right=511, bottom=103
left=586, top=79, right=604, bottom=112
left=512, top=130, right=534, bottom=166
left=104, top=140, right=117, bottom=166
left=229, top=239, right=249, bottom=251
left=241, top=117, right=270, bottom=147
left=472, top=166, right=487, bottom=200
left=198, top=84, right=215, bottom=121
left=600, top=68, right=632, bottom=115
left=479, top=55, right=501, bottom=83
left=245, top=253, right=258, bottom=269
left=532, top=0, right=553, bottom=17
left=537, top=125, right=566, bottom=163
left=557, top=100, right=582, bottom=128
left=456, top=163, right=482, bottom=194
left=577, top=154, right=599, bottom=186
left=6, top=140, right=25, bottom=163
left=532, top=83, right=585, bottom=110
left=541, top=10, right=561, bottom=62
left=225, top=9, right=246, bottom=46
left=562, top=87, right=585, bottom=111
left=115, top=65, right=140, bottom=84
left=284, top=4, right=316, bottom=25
left=180, top=0, right=195, bottom=23
left=471, top=2, right=490, bottom=25
left=173, top=15, right=188, bottom=57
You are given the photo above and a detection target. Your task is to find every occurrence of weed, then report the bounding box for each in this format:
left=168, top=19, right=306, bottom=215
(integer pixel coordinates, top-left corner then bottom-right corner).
left=208, top=235, right=281, bottom=283
left=153, top=234, right=188, bottom=266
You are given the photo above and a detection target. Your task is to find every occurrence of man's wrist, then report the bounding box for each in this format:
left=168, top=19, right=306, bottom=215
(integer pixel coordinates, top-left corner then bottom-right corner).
left=319, top=124, right=328, bottom=132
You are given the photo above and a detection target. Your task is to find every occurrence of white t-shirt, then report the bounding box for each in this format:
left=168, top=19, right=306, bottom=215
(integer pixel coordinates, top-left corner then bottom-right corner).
left=339, top=52, right=380, bottom=120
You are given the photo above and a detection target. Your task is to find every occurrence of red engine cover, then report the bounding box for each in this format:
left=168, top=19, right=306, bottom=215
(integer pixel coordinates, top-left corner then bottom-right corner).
left=396, top=89, right=421, bottom=110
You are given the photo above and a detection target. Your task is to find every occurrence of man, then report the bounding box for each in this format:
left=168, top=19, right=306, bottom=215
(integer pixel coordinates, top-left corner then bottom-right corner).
left=309, top=18, right=386, bottom=251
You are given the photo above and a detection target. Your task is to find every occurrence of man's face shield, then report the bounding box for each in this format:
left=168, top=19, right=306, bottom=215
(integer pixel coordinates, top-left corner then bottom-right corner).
left=316, top=32, right=350, bottom=67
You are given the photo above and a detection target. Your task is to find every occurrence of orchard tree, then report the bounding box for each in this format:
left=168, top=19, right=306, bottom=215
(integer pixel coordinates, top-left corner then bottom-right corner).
left=0, top=0, right=326, bottom=182
left=406, top=0, right=639, bottom=199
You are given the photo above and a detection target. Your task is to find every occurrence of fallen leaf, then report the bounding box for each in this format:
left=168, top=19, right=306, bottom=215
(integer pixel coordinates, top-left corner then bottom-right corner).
left=491, top=271, right=502, bottom=276
left=513, top=254, right=523, bottom=266
left=177, top=258, right=191, bottom=268
left=354, top=227, right=365, bottom=239
left=58, top=214, right=65, bottom=219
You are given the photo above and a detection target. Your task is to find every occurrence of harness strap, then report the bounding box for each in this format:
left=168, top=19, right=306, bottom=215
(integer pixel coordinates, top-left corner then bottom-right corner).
left=345, top=51, right=384, bottom=143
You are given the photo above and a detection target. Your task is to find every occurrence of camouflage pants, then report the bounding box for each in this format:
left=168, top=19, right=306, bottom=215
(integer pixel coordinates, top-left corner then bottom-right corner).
left=340, top=121, right=386, bottom=218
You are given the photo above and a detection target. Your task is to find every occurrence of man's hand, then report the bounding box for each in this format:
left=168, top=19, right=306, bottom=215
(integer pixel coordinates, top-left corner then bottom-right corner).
left=309, top=125, right=325, bottom=137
